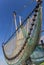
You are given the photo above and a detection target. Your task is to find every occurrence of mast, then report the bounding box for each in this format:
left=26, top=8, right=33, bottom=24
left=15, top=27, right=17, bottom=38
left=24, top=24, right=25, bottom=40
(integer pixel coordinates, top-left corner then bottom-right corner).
left=13, top=11, right=17, bottom=30
left=18, top=16, right=24, bottom=40
left=13, top=11, right=19, bottom=40
left=19, top=16, right=22, bottom=26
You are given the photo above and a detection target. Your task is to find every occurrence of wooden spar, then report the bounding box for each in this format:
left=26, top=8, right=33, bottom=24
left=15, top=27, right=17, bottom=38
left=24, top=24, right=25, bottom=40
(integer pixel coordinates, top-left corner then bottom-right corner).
left=19, top=16, right=22, bottom=25
left=18, top=16, right=24, bottom=40
left=13, top=12, right=17, bottom=30
left=13, top=11, right=20, bottom=41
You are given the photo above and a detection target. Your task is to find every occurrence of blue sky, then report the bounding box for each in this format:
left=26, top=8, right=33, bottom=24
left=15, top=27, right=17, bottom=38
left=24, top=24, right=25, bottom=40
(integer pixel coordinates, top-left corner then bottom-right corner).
left=0, top=0, right=44, bottom=65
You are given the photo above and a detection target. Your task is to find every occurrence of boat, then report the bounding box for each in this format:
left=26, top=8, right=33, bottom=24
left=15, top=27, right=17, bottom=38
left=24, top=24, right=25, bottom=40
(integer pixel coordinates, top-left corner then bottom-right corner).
left=2, top=0, right=43, bottom=65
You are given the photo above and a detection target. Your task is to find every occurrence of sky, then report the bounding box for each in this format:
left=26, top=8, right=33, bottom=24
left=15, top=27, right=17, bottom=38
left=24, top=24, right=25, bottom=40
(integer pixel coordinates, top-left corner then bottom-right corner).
left=0, top=0, right=44, bottom=65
